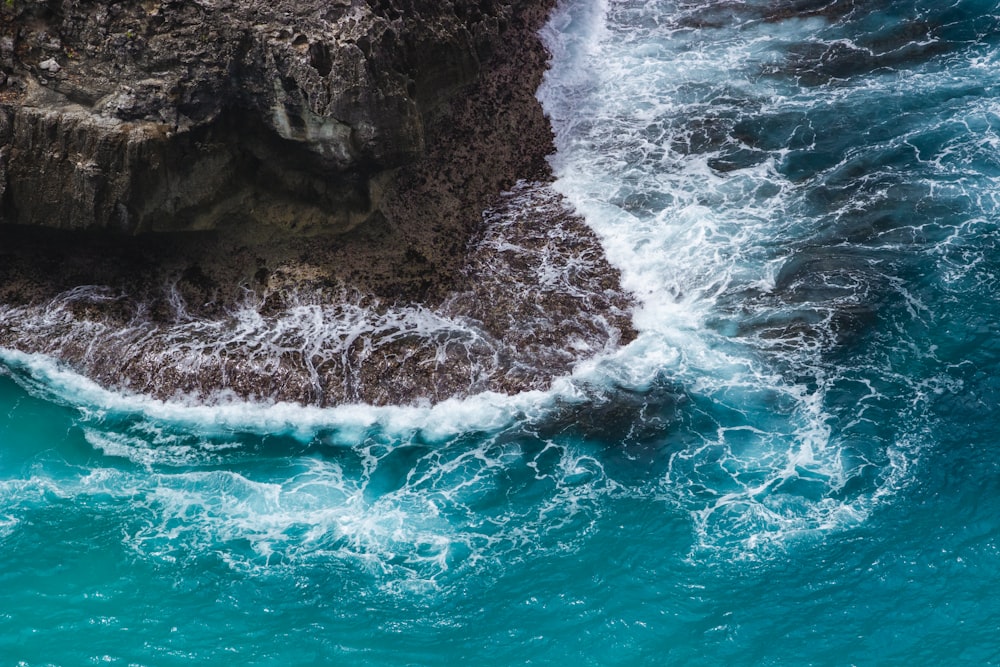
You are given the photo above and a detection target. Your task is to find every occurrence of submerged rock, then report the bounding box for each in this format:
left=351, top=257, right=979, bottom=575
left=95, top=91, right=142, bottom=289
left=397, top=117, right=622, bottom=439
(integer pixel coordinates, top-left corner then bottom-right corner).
left=0, top=0, right=636, bottom=405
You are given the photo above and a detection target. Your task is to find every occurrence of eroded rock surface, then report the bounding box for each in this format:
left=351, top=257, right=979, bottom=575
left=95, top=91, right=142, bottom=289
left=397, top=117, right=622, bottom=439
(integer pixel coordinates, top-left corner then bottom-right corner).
left=0, top=0, right=636, bottom=405
left=2, top=0, right=556, bottom=232
left=0, top=182, right=636, bottom=405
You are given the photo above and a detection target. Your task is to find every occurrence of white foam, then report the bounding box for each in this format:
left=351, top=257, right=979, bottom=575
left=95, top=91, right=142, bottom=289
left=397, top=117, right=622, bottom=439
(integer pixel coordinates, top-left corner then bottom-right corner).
left=0, top=428, right=622, bottom=592
left=534, top=0, right=936, bottom=557
left=0, top=346, right=610, bottom=442
left=2, top=0, right=958, bottom=565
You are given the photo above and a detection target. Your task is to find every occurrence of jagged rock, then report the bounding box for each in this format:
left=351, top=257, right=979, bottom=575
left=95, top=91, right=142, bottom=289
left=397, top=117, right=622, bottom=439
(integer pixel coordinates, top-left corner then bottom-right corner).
left=0, top=0, right=639, bottom=406
left=0, top=182, right=637, bottom=406
left=0, top=0, right=553, bottom=236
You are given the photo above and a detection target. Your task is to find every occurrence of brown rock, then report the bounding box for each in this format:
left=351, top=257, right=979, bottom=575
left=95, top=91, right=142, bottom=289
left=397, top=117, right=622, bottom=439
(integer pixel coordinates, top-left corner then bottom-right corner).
left=0, top=0, right=638, bottom=406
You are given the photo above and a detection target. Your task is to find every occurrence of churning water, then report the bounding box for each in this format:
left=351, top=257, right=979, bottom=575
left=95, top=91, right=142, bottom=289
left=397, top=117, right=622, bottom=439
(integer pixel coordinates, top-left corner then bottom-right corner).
left=4, top=0, right=1000, bottom=663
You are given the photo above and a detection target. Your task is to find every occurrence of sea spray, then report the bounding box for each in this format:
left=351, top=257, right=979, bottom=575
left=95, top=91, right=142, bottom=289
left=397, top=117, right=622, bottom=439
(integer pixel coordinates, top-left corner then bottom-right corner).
left=0, top=183, right=634, bottom=407
left=2, top=0, right=1000, bottom=663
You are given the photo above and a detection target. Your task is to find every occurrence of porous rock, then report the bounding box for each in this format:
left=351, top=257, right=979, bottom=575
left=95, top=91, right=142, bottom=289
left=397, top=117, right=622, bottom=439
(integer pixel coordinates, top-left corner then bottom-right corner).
left=0, top=0, right=552, bottom=236
left=0, top=0, right=639, bottom=406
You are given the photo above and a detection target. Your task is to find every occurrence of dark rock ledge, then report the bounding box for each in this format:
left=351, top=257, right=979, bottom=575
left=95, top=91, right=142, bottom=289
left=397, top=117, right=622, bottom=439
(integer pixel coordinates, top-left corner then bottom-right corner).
left=0, top=0, right=635, bottom=406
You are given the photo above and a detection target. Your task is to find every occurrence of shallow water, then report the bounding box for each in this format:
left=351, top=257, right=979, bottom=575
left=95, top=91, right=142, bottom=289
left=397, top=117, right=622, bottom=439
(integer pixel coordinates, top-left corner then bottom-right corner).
left=4, top=0, right=1000, bottom=663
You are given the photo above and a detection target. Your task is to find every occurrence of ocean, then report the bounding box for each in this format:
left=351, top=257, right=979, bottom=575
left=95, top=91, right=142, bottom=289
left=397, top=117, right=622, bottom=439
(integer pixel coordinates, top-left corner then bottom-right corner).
left=3, top=0, right=1000, bottom=663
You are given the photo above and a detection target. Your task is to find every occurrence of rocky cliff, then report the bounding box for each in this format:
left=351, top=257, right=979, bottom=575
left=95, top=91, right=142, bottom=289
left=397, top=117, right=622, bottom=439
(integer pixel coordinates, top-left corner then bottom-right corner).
left=0, top=0, right=636, bottom=406
left=0, top=0, right=554, bottom=235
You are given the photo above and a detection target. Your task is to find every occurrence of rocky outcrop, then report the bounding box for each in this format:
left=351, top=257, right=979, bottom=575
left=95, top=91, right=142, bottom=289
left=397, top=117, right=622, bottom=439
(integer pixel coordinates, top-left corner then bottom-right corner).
left=0, top=183, right=636, bottom=405
left=0, top=0, right=637, bottom=406
left=0, top=0, right=552, bottom=236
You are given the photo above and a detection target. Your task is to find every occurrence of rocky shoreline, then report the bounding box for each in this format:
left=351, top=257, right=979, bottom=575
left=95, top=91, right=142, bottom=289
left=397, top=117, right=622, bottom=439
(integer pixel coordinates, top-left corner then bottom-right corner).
left=0, top=0, right=636, bottom=406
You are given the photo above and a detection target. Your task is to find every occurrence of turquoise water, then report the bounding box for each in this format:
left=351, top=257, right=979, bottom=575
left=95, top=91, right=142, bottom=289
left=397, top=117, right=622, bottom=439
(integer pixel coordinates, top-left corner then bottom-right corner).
left=5, top=0, right=1000, bottom=663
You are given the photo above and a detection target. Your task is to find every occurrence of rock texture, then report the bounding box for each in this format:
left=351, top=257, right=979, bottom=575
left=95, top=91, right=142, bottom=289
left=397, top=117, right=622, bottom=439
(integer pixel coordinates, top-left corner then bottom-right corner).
left=0, top=0, right=637, bottom=405
left=0, top=0, right=553, bottom=236
left=0, top=183, right=636, bottom=405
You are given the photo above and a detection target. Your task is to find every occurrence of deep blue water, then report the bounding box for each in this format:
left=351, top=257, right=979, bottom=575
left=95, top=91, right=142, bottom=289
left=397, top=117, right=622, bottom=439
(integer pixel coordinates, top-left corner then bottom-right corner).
left=4, top=0, right=1000, bottom=663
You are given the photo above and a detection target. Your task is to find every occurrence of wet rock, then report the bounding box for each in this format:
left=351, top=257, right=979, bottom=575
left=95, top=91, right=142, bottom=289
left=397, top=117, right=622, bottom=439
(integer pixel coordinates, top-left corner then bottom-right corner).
left=0, top=183, right=636, bottom=406
left=0, top=0, right=639, bottom=405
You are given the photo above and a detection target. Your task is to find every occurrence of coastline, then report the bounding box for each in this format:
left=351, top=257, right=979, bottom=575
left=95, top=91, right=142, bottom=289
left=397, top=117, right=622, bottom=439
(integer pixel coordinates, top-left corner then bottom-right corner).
left=0, top=0, right=636, bottom=406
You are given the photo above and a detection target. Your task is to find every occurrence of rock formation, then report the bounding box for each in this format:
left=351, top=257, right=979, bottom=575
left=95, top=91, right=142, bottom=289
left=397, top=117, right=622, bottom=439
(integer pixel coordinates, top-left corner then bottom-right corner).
left=1, top=0, right=555, bottom=233
left=0, top=0, right=636, bottom=406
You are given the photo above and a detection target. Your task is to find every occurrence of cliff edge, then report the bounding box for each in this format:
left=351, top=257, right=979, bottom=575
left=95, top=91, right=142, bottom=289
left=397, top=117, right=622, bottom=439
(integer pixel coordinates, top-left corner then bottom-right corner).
left=0, top=0, right=636, bottom=406
left=1, top=0, right=552, bottom=238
